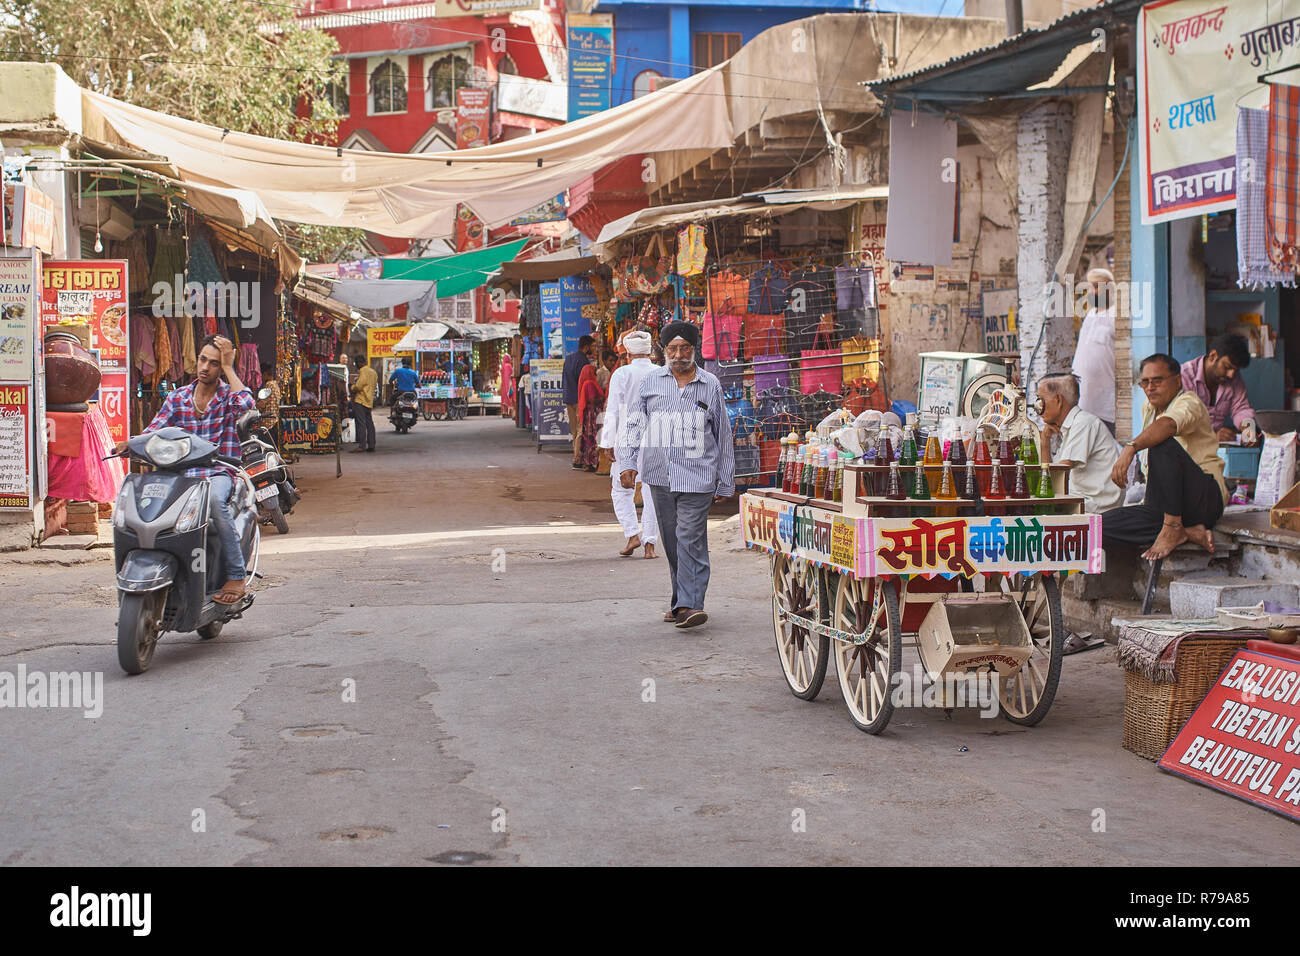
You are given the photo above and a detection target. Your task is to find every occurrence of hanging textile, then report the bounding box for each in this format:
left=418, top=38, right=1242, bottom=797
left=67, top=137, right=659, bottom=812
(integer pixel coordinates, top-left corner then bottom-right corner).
left=1266, top=81, right=1300, bottom=273
left=747, top=263, right=789, bottom=313
left=701, top=312, right=741, bottom=361
left=676, top=224, right=707, bottom=276
left=753, top=353, right=790, bottom=395
left=132, top=313, right=156, bottom=382
left=708, top=271, right=749, bottom=315
left=1239, top=107, right=1296, bottom=288
left=164, top=316, right=184, bottom=381
left=151, top=315, right=173, bottom=386
left=841, top=336, right=879, bottom=386
left=179, top=314, right=197, bottom=376
left=112, top=231, right=151, bottom=293
left=799, top=349, right=841, bottom=395
left=238, top=343, right=262, bottom=388
left=187, top=231, right=225, bottom=288
left=743, top=313, right=785, bottom=358
left=149, top=230, right=186, bottom=289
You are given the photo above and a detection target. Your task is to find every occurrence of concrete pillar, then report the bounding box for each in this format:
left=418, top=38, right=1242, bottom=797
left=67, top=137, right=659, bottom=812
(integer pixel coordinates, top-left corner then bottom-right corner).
left=1015, top=101, right=1074, bottom=393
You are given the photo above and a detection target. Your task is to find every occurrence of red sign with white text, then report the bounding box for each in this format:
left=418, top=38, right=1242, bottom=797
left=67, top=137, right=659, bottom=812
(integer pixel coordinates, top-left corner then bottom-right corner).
left=1158, top=648, right=1300, bottom=822
left=456, top=88, right=491, bottom=150
left=39, top=260, right=130, bottom=440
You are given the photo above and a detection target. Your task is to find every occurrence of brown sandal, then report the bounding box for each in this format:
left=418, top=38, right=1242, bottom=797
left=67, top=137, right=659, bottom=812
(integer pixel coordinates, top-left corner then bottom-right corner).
left=213, top=582, right=246, bottom=605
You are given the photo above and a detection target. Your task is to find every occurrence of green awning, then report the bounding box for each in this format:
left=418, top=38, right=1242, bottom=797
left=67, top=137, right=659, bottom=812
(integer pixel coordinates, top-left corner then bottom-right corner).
left=380, top=239, right=530, bottom=297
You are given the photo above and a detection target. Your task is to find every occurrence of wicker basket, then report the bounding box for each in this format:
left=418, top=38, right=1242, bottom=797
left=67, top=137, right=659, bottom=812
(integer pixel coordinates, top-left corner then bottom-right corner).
left=1122, top=634, right=1254, bottom=761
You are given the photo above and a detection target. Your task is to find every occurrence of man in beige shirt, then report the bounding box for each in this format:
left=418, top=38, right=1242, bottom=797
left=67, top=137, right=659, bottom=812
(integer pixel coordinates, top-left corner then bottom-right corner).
left=1103, top=353, right=1227, bottom=561
left=349, top=355, right=379, bottom=453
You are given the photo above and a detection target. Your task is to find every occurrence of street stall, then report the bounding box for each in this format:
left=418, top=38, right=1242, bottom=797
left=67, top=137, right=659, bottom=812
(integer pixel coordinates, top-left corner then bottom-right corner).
left=418, top=339, right=472, bottom=421
left=741, top=383, right=1103, bottom=734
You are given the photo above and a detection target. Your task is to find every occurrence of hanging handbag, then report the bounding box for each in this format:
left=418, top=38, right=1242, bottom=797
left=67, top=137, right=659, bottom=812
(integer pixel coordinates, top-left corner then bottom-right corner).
left=840, top=336, right=880, bottom=386
left=631, top=234, right=671, bottom=295
left=677, top=224, right=707, bottom=277
left=799, top=348, right=842, bottom=395
left=743, top=313, right=785, bottom=358
left=709, top=270, right=750, bottom=315
left=701, top=312, right=741, bottom=360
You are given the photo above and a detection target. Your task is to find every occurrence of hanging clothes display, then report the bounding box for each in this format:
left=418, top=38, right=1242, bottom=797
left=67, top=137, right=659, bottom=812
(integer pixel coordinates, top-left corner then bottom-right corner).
left=1266, top=81, right=1300, bottom=273
left=112, top=231, right=151, bottom=294
left=747, top=262, right=789, bottom=313
left=178, top=313, right=197, bottom=376
left=676, top=224, right=707, bottom=276
left=238, top=343, right=262, bottom=388
left=1240, top=106, right=1296, bottom=287
left=149, top=230, right=186, bottom=290
left=150, top=314, right=173, bottom=386
left=132, top=313, right=156, bottom=382
left=164, top=316, right=183, bottom=381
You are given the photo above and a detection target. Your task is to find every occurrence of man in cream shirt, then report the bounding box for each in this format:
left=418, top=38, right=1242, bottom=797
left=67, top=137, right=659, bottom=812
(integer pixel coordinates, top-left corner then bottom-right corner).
left=599, top=330, right=658, bottom=558
left=1102, top=353, right=1227, bottom=561
left=1037, top=372, right=1123, bottom=515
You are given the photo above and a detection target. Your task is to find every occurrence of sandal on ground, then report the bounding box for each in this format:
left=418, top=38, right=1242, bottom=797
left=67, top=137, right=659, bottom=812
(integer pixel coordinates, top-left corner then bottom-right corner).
left=1062, top=632, right=1105, bottom=655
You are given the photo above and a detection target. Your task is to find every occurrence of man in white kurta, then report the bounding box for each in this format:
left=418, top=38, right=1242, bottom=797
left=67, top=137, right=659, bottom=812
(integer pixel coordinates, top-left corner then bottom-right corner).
left=599, top=331, right=659, bottom=558
left=1070, top=266, right=1117, bottom=435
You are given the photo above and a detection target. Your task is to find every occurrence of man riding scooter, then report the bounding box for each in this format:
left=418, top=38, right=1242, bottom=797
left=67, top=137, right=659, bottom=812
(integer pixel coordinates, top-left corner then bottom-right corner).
left=388, top=356, right=420, bottom=399
left=125, top=334, right=255, bottom=606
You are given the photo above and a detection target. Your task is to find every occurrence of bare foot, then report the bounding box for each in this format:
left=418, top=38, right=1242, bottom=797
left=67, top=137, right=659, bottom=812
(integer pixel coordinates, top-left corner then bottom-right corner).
left=1184, top=524, right=1215, bottom=553
left=619, top=535, right=641, bottom=557
left=644, top=542, right=658, bottom=559
left=1142, top=523, right=1188, bottom=561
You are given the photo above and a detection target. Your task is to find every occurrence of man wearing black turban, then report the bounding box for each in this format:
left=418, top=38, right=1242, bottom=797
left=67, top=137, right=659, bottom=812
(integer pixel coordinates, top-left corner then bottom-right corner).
left=615, top=320, right=735, bottom=629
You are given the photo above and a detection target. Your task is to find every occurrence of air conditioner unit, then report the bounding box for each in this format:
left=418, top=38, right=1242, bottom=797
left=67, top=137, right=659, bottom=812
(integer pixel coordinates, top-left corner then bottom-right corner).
left=75, top=197, right=134, bottom=241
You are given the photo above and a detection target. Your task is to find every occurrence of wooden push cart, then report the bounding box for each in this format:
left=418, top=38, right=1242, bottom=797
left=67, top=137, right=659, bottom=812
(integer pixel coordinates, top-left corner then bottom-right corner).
left=741, top=458, right=1104, bottom=734
left=418, top=384, right=470, bottom=421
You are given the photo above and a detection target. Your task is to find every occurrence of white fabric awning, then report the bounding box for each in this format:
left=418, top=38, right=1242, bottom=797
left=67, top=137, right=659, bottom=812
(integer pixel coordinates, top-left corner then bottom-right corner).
left=80, top=64, right=734, bottom=236
left=392, top=321, right=518, bottom=351
left=593, top=184, right=889, bottom=254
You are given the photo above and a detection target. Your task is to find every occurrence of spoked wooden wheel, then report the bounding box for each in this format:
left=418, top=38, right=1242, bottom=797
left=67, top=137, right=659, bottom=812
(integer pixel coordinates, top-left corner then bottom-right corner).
left=833, top=576, right=902, bottom=735
left=771, top=553, right=828, bottom=700
left=997, top=573, right=1064, bottom=725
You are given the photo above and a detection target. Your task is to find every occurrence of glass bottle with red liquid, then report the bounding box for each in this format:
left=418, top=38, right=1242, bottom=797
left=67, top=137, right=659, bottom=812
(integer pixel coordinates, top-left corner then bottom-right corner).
left=884, top=460, right=906, bottom=501
left=996, top=428, right=1016, bottom=493
left=971, top=430, right=992, bottom=496
left=872, top=430, right=893, bottom=496
left=1008, top=459, right=1031, bottom=516
left=985, top=456, right=1007, bottom=515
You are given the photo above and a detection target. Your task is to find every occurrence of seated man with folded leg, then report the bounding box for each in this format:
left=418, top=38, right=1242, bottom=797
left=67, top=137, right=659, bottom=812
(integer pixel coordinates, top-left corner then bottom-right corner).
left=1102, top=353, right=1229, bottom=562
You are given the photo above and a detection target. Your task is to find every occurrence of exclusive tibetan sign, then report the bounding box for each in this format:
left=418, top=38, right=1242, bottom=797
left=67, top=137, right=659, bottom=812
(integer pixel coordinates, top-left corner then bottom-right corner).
left=1159, top=647, right=1300, bottom=822
left=863, top=514, right=1103, bottom=578
left=1137, top=0, right=1300, bottom=223
left=278, top=405, right=339, bottom=455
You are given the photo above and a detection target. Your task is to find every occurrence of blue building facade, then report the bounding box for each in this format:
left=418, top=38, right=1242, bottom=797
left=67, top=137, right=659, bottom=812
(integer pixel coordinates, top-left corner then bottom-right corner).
left=595, top=0, right=866, bottom=107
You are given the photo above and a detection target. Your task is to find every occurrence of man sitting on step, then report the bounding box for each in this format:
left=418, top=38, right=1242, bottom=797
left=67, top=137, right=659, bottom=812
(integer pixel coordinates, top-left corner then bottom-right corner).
left=1102, top=353, right=1228, bottom=562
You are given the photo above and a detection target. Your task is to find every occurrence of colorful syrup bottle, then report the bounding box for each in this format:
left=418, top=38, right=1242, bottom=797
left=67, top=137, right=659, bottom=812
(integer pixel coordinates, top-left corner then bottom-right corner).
left=911, top=462, right=931, bottom=501
left=923, top=434, right=944, bottom=490
left=1034, top=459, right=1055, bottom=515
left=885, top=460, right=906, bottom=501
left=873, top=431, right=893, bottom=496
left=831, top=452, right=844, bottom=503
left=775, top=437, right=788, bottom=488
left=996, top=429, right=1015, bottom=491
left=898, top=425, right=918, bottom=497
left=800, top=447, right=815, bottom=497
left=948, top=431, right=967, bottom=468
left=986, top=458, right=1007, bottom=500
left=1009, top=459, right=1030, bottom=499
left=936, top=460, right=957, bottom=499
left=1021, top=432, right=1041, bottom=497
left=782, top=442, right=796, bottom=492
left=972, top=432, right=992, bottom=496
left=814, top=450, right=829, bottom=499
left=960, top=460, right=981, bottom=502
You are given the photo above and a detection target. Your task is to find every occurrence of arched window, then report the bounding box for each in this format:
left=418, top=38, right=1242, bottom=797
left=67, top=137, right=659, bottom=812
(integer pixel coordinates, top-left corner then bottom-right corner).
left=370, top=59, right=407, bottom=115
left=497, top=54, right=518, bottom=76
left=427, top=52, right=471, bottom=111
left=633, top=70, right=663, bottom=99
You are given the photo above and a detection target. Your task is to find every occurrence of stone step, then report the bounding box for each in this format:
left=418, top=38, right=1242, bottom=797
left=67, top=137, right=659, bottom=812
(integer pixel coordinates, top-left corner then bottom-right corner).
left=1062, top=593, right=1146, bottom=645
left=1168, top=575, right=1300, bottom=620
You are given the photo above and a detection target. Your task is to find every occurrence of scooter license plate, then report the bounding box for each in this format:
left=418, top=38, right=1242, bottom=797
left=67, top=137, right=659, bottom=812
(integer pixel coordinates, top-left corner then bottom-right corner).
left=141, top=482, right=167, bottom=499
left=255, top=484, right=279, bottom=501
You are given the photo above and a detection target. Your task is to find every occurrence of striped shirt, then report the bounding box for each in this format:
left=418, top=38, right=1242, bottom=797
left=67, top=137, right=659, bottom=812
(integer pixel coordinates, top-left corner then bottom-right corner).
left=615, top=363, right=735, bottom=496
left=146, top=380, right=254, bottom=477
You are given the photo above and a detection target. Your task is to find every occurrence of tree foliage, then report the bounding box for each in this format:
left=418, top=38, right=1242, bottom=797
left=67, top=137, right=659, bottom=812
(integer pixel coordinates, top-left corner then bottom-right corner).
left=0, top=0, right=344, bottom=142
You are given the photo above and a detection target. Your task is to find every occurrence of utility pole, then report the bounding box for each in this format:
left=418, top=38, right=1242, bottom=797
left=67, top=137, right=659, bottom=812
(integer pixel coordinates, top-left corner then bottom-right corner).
left=1004, top=0, right=1024, bottom=36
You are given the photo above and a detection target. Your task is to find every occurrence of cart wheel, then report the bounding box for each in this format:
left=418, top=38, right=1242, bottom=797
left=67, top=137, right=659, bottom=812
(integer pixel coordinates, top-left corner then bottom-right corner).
left=433, top=409, right=447, bottom=421
left=771, top=553, right=828, bottom=700
left=422, top=404, right=433, bottom=421
left=997, top=573, right=1064, bottom=726
left=832, top=575, right=901, bottom=735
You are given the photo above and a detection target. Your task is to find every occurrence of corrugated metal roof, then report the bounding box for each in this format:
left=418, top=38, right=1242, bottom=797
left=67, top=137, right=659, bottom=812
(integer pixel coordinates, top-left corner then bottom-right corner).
left=863, top=0, right=1144, bottom=97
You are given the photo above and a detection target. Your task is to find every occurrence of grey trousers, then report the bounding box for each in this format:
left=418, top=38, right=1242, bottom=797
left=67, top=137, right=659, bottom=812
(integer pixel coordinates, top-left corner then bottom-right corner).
left=649, top=486, right=714, bottom=612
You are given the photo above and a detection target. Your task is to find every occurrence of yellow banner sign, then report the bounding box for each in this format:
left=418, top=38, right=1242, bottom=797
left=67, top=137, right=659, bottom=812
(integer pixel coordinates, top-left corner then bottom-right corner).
left=367, top=326, right=412, bottom=362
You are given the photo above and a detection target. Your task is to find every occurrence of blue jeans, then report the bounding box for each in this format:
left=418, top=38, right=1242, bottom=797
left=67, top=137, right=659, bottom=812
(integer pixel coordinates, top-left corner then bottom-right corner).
left=209, top=474, right=246, bottom=582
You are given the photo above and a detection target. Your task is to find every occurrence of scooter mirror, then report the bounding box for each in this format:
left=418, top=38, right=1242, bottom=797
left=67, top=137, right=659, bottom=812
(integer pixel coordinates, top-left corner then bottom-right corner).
left=256, top=387, right=273, bottom=401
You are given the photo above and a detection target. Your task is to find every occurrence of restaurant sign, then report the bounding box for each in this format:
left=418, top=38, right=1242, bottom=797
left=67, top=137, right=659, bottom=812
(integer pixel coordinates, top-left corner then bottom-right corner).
left=1159, top=647, right=1300, bottom=822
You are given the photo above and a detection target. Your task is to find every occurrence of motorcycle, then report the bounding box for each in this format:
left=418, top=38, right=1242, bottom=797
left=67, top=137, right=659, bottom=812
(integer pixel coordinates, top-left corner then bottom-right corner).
left=239, top=402, right=299, bottom=535
left=389, top=390, right=418, bottom=433
left=109, top=421, right=261, bottom=675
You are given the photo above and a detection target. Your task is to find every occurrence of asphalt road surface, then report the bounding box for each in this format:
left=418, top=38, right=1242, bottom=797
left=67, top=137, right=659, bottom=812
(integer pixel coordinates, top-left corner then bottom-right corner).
left=1, top=414, right=1295, bottom=865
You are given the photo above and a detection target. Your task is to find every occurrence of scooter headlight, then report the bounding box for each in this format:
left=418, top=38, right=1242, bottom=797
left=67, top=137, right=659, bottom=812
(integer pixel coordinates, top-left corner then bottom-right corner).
left=145, top=433, right=190, bottom=466
left=173, top=485, right=208, bottom=534
left=111, top=483, right=131, bottom=530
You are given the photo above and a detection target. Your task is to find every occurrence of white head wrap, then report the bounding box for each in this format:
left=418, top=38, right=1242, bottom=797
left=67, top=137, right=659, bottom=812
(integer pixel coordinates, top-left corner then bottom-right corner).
left=623, top=331, right=653, bottom=355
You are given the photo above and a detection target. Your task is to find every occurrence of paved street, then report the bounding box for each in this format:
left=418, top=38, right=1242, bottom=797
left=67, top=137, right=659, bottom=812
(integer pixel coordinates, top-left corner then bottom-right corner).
left=1, top=413, right=1295, bottom=866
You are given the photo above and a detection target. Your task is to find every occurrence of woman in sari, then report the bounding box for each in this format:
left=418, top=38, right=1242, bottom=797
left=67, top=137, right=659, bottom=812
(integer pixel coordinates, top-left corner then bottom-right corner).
left=499, top=352, right=515, bottom=421
left=576, top=363, right=606, bottom=471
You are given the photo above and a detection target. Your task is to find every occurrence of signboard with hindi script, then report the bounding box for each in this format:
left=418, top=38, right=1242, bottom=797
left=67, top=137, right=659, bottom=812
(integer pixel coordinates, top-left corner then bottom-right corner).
left=1137, top=0, right=1300, bottom=224
left=863, top=514, right=1104, bottom=579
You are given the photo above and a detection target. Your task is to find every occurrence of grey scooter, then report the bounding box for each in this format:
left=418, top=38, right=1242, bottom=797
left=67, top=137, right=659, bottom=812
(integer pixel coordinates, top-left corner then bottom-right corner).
left=109, top=425, right=261, bottom=674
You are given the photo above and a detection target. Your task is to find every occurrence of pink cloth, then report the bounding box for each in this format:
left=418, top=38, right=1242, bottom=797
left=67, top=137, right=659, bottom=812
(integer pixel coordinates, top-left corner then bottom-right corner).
left=238, top=343, right=262, bottom=388
left=46, top=404, right=126, bottom=503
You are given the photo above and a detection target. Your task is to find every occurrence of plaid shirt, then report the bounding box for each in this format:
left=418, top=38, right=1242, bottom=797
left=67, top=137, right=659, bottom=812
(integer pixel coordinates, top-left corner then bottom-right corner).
left=146, top=380, right=255, bottom=477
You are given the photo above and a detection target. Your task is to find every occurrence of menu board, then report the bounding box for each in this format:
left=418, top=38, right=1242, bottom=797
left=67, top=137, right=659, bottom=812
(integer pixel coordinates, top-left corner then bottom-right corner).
left=39, top=261, right=130, bottom=443
left=0, top=384, right=31, bottom=508
left=0, top=258, right=36, bottom=381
